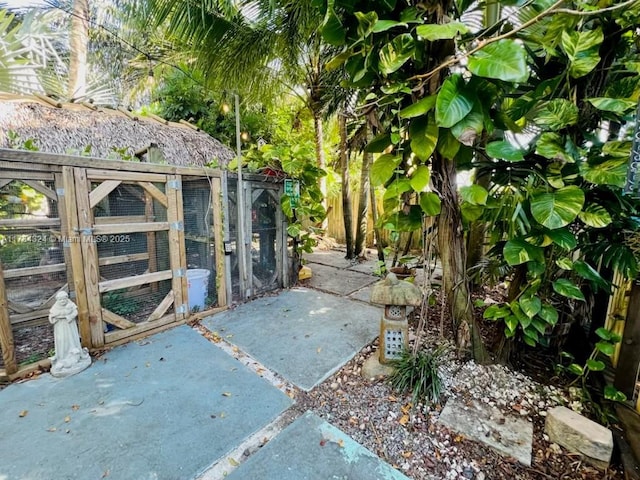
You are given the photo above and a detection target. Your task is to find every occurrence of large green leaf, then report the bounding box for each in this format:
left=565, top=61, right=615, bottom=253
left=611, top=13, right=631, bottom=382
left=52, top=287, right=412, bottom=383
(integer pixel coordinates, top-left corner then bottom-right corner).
left=372, top=20, right=408, bottom=33
left=410, top=165, right=430, bottom=192
left=467, top=39, right=529, bottom=82
left=538, top=305, right=559, bottom=326
left=370, top=154, right=401, bottom=186
left=535, top=99, right=579, bottom=130
left=420, top=192, right=441, bottom=216
left=530, top=186, right=585, bottom=229
left=355, top=11, right=378, bottom=38
left=435, top=74, right=474, bottom=128
left=486, top=141, right=525, bottom=162
left=379, top=33, right=415, bottom=74
left=383, top=178, right=412, bottom=199
left=450, top=102, right=484, bottom=146
left=519, top=296, right=542, bottom=318
left=535, top=133, right=573, bottom=163
left=322, top=7, right=346, bottom=46
left=461, top=203, right=484, bottom=221
left=579, top=204, right=612, bottom=228
left=603, top=141, right=632, bottom=158
left=596, top=341, right=615, bottom=356
left=399, top=95, right=436, bottom=119
left=436, top=130, right=461, bottom=160
left=552, top=278, right=585, bottom=301
left=546, top=228, right=577, bottom=250
left=587, top=97, right=636, bottom=114
left=416, top=21, right=468, bottom=41
left=459, top=185, right=488, bottom=205
left=503, top=238, right=545, bottom=266
left=410, top=115, right=439, bottom=160
left=581, top=158, right=627, bottom=187
left=561, top=28, right=603, bottom=78
left=573, top=260, right=611, bottom=293
left=365, top=133, right=392, bottom=152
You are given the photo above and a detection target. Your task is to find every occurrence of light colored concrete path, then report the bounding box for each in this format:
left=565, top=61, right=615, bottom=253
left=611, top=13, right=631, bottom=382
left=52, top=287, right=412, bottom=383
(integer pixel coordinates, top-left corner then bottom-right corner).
left=203, top=288, right=381, bottom=391
left=225, top=411, right=411, bottom=480
left=0, top=326, right=292, bottom=480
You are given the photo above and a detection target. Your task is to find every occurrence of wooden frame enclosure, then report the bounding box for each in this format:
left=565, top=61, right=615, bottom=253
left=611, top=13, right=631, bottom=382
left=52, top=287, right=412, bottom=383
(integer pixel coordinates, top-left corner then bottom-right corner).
left=0, top=149, right=230, bottom=379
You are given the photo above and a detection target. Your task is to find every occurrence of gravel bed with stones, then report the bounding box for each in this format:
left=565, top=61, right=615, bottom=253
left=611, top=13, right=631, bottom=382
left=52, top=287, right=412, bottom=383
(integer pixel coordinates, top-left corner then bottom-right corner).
left=292, top=332, right=625, bottom=480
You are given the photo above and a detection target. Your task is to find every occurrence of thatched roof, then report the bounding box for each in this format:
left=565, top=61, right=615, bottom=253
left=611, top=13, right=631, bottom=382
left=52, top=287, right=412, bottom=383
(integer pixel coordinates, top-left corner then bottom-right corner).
left=0, top=94, right=235, bottom=167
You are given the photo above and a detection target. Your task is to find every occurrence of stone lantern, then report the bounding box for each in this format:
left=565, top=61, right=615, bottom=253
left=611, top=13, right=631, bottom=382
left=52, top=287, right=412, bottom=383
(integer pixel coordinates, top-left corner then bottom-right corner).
left=362, top=273, right=422, bottom=378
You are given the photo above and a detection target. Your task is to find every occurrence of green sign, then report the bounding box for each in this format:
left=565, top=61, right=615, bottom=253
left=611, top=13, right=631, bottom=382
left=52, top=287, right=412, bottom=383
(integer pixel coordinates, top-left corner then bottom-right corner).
left=284, top=179, right=300, bottom=208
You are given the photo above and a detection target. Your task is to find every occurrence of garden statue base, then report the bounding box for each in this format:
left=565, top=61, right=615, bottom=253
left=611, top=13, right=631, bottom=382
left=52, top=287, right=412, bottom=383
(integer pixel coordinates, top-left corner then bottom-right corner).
left=50, top=348, right=91, bottom=378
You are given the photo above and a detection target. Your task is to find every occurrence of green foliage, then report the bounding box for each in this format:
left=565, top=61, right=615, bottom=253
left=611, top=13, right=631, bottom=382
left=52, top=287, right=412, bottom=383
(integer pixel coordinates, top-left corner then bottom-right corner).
left=102, top=290, right=138, bottom=317
left=388, top=346, right=445, bottom=405
left=558, top=327, right=626, bottom=425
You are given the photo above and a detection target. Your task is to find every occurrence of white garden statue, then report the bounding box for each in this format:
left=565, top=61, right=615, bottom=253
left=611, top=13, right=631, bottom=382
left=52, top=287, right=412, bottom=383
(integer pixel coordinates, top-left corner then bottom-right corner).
left=49, top=291, right=91, bottom=378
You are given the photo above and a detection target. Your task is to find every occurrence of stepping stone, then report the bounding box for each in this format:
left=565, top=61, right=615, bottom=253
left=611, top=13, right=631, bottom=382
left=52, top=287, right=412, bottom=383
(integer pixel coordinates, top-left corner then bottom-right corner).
left=306, top=263, right=378, bottom=296
left=545, top=406, right=613, bottom=469
left=438, top=398, right=533, bottom=466
left=225, top=411, right=410, bottom=480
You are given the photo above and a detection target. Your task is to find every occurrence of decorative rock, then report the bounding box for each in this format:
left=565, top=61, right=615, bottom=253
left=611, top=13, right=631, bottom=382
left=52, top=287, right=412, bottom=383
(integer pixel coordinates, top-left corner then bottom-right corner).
left=361, top=354, right=395, bottom=379
left=545, top=406, right=613, bottom=469
left=48, top=291, right=91, bottom=378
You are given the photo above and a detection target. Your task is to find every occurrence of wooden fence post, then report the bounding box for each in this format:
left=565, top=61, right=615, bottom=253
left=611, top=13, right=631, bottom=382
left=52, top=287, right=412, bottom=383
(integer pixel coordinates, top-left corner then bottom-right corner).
left=0, top=261, right=17, bottom=374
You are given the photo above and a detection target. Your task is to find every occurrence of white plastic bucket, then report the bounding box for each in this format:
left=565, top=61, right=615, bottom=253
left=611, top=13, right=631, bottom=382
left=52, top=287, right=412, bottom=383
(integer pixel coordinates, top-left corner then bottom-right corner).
left=186, top=269, right=211, bottom=311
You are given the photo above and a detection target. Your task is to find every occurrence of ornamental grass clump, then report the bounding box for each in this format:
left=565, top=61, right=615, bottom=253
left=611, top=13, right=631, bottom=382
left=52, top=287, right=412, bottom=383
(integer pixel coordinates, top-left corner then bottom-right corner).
left=388, top=346, right=445, bottom=406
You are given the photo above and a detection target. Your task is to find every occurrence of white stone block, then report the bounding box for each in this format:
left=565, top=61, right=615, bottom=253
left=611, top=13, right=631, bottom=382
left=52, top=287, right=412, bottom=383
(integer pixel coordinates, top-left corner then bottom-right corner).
left=545, top=406, right=613, bottom=469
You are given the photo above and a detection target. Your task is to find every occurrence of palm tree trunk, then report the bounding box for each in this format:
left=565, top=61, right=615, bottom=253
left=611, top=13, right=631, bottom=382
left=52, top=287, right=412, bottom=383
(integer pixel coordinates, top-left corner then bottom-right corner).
left=432, top=152, right=487, bottom=362
left=467, top=172, right=490, bottom=289
left=339, top=113, right=354, bottom=257
left=354, top=127, right=372, bottom=258
left=313, top=110, right=328, bottom=230
left=68, top=0, right=89, bottom=101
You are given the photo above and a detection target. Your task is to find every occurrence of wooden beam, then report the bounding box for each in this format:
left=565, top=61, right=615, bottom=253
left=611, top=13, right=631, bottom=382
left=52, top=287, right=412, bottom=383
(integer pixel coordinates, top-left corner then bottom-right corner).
left=20, top=180, right=57, bottom=201
left=10, top=309, right=49, bottom=326
left=0, top=218, right=60, bottom=228
left=167, top=174, right=187, bottom=319
left=94, top=215, right=148, bottom=225
left=0, top=171, right=54, bottom=181
left=89, top=180, right=121, bottom=209
left=211, top=177, right=227, bottom=307
left=7, top=300, right=30, bottom=314
left=4, top=263, right=66, bottom=279
left=139, top=182, right=168, bottom=208
left=98, top=270, right=172, bottom=293
left=33, top=92, right=62, bottom=108
left=615, top=282, right=640, bottom=398
left=98, top=252, right=149, bottom=267
left=190, top=305, right=228, bottom=321
left=7, top=358, right=52, bottom=382
left=74, top=167, right=104, bottom=347
left=0, top=262, right=17, bottom=374
left=147, top=290, right=174, bottom=322
left=54, top=173, right=75, bottom=311
left=104, top=313, right=177, bottom=344
left=0, top=149, right=223, bottom=178
left=87, top=169, right=167, bottom=183
left=92, top=222, right=169, bottom=235
left=101, top=308, right=136, bottom=329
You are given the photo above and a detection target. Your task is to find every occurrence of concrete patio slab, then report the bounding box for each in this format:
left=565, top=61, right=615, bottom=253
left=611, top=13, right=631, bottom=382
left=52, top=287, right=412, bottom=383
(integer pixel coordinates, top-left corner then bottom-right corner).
left=202, top=288, right=381, bottom=391
left=225, top=411, right=411, bottom=480
left=305, top=263, right=378, bottom=296
left=439, top=398, right=533, bottom=466
left=0, top=326, right=292, bottom=480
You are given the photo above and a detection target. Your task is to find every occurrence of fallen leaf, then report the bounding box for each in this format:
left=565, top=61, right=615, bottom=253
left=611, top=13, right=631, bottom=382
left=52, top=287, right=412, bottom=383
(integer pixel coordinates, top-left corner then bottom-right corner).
left=319, top=439, right=327, bottom=446
left=47, top=427, right=57, bottom=432
left=316, top=347, right=322, bottom=353
left=256, top=367, right=265, bottom=375
left=222, top=392, right=232, bottom=397
left=71, top=405, right=80, bottom=411
left=399, top=414, right=409, bottom=426
left=402, top=451, right=413, bottom=458
left=64, top=416, right=71, bottom=423
left=18, top=410, right=28, bottom=418
left=337, top=439, right=344, bottom=448
left=219, top=412, right=226, bottom=418
left=388, top=395, right=398, bottom=402
left=232, top=346, right=239, bottom=353
left=228, top=457, right=239, bottom=467
left=401, top=403, right=412, bottom=414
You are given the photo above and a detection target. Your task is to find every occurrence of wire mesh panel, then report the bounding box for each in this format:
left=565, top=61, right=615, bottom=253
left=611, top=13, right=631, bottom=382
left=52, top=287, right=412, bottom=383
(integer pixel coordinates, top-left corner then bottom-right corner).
left=227, top=179, right=241, bottom=301
left=182, top=179, right=219, bottom=311
left=250, top=188, right=279, bottom=294
left=0, top=177, right=66, bottom=370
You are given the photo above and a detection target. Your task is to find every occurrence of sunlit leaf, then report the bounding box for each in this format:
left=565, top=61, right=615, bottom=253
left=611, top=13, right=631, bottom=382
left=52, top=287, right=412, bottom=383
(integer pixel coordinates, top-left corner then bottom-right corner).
left=435, top=74, right=474, bottom=128
left=519, top=296, right=541, bottom=318
left=416, top=21, right=468, bottom=41
left=410, top=165, right=430, bottom=192
left=486, top=141, right=525, bottom=162
left=322, top=7, right=346, bottom=45
left=372, top=20, right=408, bottom=33
left=503, top=238, right=545, bottom=266
left=371, top=154, right=401, bottom=186
left=535, top=99, right=579, bottom=130
left=581, top=158, right=627, bottom=187
left=419, top=192, right=441, bottom=216
left=379, top=33, right=415, bottom=74
left=467, top=39, right=529, bottom=82
left=596, top=341, right=615, bottom=356
left=530, top=186, right=585, bottom=229
left=561, top=28, right=603, bottom=78
left=546, top=228, right=577, bottom=250
left=459, top=185, right=488, bottom=205
left=536, top=133, right=573, bottom=163
left=409, top=115, right=439, bottom=161
left=398, top=95, right=436, bottom=119
left=552, top=278, right=585, bottom=301
left=586, top=359, right=605, bottom=371
left=355, top=11, right=378, bottom=38
left=587, top=97, right=636, bottom=114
